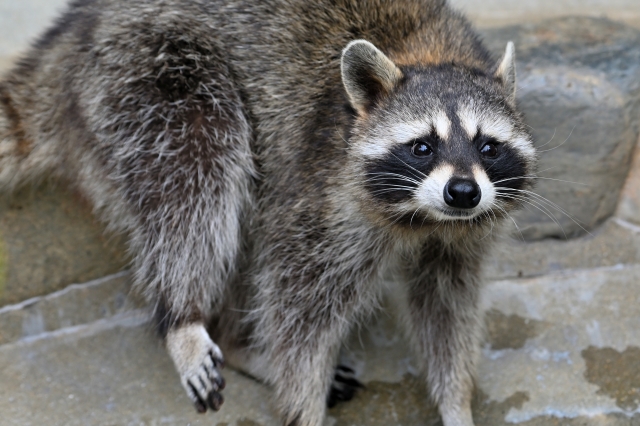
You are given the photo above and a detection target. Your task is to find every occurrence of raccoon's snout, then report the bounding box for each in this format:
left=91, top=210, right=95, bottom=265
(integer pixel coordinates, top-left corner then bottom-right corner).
left=443, top=178, right=481, bottom=209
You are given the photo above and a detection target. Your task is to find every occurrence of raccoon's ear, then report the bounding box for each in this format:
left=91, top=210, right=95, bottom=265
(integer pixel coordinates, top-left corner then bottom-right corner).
left=495, top=41, right=516, bottom=108
left=341, top=40, right=403, bottom=116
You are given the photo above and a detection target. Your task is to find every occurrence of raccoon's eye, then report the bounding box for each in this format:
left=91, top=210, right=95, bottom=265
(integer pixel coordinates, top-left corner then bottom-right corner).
left=480, top=142, right=499, bottom=158
left=411, top=142, right=433, bottom=157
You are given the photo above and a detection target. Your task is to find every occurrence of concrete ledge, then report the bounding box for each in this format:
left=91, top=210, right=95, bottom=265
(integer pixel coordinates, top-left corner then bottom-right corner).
left=0, top=271, right=142, bottom=345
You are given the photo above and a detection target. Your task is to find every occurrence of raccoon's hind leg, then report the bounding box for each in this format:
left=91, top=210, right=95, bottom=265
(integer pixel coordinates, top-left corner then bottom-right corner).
left=223, top=339, right=365, bottom=411
left=78, top=21, right=256, bottom=412
left=132, top=86, right=254, bottom=413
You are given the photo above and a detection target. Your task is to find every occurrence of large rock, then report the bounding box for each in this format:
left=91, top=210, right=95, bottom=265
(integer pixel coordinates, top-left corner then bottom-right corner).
left=482, top=18, right=640, bottom=240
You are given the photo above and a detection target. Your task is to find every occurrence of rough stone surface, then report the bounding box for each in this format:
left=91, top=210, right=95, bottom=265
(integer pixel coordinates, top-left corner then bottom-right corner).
left=481, top=18, right=640, bottom=240
left=0, top=315, right=281, bottom=426
left=0, top=183, right=129, bottom=307
left=582, top=346, right=640, bottom=412
left=479, top=265, right=640, bottom=423
left=2, top=263, right=640, bottom=425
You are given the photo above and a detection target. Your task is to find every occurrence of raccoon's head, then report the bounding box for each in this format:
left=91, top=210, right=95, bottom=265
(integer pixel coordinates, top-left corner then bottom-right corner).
left=341, top=40, right=536, bottom=230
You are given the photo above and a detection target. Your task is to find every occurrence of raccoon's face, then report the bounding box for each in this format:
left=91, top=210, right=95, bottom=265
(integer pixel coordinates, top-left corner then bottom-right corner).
left=341, top=40, right=536, bottom=228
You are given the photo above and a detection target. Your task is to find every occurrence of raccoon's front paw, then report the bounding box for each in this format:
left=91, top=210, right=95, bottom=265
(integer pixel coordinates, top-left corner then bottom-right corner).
left=166, top=323, right=226, bottom=413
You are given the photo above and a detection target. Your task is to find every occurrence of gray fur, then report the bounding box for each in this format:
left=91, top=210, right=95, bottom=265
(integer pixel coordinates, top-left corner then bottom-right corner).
left=0, top=1, right=537, bottom=425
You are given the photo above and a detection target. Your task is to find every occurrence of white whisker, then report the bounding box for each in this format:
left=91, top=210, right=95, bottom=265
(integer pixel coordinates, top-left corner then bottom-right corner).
left=497, top=187, right=593, bottom=237
left=495, top=192, right=567, bottom=238
left=390, top=152, right=427, bottom=180
left=536, top=125, right=576, bottom=153
left=535, top=127, right=557, bottom=149
left=493, top=175, right=589, bottom=187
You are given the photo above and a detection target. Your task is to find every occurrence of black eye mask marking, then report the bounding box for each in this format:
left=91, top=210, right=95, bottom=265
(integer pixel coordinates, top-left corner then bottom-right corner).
left=365, top=133, right=440, bottom=204
left=473, top=133, right=527, bottom=191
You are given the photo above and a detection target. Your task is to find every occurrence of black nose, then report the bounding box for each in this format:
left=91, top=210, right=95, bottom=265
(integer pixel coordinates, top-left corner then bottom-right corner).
left=443, top=178, right=481, bottom=209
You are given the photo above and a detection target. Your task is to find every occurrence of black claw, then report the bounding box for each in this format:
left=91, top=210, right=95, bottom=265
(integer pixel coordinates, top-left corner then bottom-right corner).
left=194, top=400, right=207, bottom=413
left=216, top=375, right=226, bottom=391
left=335, top=375, right=363, bottom=388
left=188, top=381, right=207, bottom=413
left=327, top=385, right=358, bottom=408
left=207, top=391, right=224, bottom=411
left=209, top=351, right=225, bottom=369
left=336, top=365, right=355, bottom=374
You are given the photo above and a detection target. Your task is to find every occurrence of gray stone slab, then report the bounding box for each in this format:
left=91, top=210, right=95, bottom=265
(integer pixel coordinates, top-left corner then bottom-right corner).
left=478, top=264, right=640, bottom=423
left=481, top=18, right=640, bottom=240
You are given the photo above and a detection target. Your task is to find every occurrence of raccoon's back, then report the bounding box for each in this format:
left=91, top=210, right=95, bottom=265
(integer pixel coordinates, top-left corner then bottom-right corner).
left=1, top=0, right=493, bottom=207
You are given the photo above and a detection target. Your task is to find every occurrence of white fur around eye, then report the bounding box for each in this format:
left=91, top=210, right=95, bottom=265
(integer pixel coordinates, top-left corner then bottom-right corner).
left=458, top=105, right=512, bottom=141
left=457, top=104, right=536, bottom=159
left=357, top=109, right=453, bottom=160
left=358, top=120, right=432, bottom=158
left=457, top=105, right=479, bottom=139
left=434, top=110, right=451, bottom=140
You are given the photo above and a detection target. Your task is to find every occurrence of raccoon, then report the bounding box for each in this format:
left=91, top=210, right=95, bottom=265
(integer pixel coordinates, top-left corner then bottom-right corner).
left=0, top=0, right=536, bottom=425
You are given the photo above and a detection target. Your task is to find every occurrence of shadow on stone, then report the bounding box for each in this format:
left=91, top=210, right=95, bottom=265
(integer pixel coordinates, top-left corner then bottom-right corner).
left=0, top=181, right=129, bottom=307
